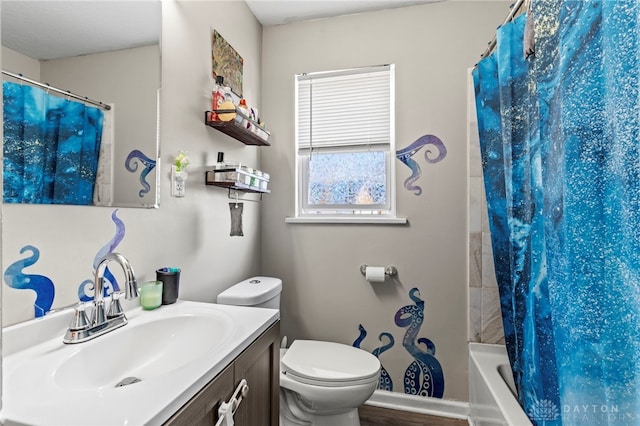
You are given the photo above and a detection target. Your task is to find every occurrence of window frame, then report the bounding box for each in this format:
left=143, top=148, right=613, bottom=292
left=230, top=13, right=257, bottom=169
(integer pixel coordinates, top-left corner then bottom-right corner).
left=288, top=64, right=406, bottom=224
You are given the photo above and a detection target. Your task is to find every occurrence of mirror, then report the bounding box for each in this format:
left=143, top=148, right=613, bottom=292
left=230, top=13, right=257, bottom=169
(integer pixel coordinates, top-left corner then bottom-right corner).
left=1, top=0, right=161, bottom=208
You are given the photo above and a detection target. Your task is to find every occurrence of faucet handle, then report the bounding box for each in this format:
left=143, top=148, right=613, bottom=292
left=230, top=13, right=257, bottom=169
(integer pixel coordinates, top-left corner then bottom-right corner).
left=107, top=292, right=124, bottom=319
left=69, top=303, right=90, bottom=331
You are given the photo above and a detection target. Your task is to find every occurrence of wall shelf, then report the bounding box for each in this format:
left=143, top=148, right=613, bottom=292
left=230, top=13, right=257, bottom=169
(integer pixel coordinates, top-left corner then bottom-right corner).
left=204, top=110, right=270, bottom=146
left=205, top=170, right=270, bottom=202
left=205, top=178, right=271, bottom=194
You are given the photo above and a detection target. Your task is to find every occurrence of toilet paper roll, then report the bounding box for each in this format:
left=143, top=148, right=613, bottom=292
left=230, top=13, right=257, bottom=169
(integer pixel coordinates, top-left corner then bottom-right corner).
left=365, top=266, right=386, bottom=282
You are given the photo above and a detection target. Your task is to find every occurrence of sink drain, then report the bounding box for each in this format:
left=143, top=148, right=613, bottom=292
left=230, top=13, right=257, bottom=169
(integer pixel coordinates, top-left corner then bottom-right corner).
left=115, top=376, right=142, bottom=387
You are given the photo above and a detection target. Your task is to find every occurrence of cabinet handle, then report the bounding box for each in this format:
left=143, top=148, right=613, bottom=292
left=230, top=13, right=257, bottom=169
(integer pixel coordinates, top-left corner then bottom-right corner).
left=215, top=379, right=250, bottom=426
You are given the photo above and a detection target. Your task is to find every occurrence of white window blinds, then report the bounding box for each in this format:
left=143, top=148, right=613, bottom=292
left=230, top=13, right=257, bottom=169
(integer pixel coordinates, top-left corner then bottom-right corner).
left=296, top=64, right=393, bottom=150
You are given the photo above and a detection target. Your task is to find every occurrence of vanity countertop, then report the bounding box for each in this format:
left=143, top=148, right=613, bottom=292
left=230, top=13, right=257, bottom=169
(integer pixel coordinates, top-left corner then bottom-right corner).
left=0, top=300, right=279, bottom=426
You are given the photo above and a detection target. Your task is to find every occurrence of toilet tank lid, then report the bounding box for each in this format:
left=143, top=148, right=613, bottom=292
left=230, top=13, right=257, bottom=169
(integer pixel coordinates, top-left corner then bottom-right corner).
left=217, top=276, right=282, bottom=306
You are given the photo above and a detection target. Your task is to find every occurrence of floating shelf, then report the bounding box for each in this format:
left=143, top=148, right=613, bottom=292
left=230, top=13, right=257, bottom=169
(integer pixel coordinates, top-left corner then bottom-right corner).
left=207, top=181, right=271, bottom=194
left=204, top=110, right=270, bottom=146
left=204, top=170, right=271, bottom=194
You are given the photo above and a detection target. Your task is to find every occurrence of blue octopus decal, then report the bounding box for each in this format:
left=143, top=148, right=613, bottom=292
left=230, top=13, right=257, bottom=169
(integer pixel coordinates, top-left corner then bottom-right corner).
left=4, top=245, right=55, bottom=317
left=77, top=209, right=126, bottom=301
left=353, top=324, right=395, bottom=391
left=125, top=149, right=156, bottom=197
left=395, top=135, right=447, bottom=195
left=394, top=288, right=444, bottom=398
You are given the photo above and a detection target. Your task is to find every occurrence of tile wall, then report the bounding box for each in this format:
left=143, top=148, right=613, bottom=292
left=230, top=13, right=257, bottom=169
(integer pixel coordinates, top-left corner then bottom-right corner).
left=467, top=71, right=505, bottom=345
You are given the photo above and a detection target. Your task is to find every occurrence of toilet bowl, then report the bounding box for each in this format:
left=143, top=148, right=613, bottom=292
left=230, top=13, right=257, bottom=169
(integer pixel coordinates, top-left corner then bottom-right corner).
left=217, top=277, right=381, bottom=426
left=279, top=339, right=380, bottom=425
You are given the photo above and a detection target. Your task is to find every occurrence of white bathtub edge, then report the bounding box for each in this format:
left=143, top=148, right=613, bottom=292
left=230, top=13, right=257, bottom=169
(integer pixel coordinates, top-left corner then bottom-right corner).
left=365, top=389, right=471, bottom=421
left=469, top=343, right=533, bottom=426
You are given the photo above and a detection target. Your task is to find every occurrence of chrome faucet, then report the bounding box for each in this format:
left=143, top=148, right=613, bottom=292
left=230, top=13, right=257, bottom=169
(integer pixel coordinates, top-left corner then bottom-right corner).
left=64, top=253, right=139, bottom=344
left=93, top=253, right=139, bottom=323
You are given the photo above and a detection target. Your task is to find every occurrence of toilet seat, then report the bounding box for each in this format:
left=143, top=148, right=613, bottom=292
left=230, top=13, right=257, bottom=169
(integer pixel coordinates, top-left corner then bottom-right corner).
left=281, top=340, right=380, bottom=387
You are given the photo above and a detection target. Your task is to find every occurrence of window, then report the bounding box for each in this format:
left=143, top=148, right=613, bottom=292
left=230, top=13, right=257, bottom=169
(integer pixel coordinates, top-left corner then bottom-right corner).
left=290, top=64, right=404, bottom=223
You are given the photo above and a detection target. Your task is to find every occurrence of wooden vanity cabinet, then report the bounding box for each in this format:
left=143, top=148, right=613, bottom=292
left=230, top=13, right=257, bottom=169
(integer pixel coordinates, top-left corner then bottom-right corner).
left=165, top=321, right=280, bottom=426
left=164, top=363, right=235, bottom=426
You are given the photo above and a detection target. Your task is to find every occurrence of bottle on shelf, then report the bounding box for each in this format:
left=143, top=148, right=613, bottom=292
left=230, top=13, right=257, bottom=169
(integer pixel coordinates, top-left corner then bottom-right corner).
left=238, top=99, right=251, bottom=129
left=210, top=75, right=226, bottom=121
left=224, top=86, right=234, bottom=102
left=213, top=152, right=226, bottom=182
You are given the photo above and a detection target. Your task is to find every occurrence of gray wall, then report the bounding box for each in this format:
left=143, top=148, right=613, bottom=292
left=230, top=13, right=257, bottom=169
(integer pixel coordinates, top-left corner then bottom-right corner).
left=260, top=1, right=506, bottom=401
left=2, top=1, right=263, bottom=323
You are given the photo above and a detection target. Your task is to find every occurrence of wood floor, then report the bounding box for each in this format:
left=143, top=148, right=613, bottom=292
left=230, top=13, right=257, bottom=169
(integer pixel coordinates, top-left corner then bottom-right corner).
left=359, top=405, right=468, bottom=426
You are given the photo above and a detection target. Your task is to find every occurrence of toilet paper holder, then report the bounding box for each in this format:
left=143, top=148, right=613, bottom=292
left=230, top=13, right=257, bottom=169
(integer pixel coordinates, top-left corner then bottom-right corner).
left=360, top=265, right=397, bottom=277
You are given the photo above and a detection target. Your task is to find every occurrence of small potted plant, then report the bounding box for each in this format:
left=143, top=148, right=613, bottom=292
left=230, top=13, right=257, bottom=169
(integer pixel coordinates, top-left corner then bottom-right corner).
left=172, top=151, right=190, bottom=197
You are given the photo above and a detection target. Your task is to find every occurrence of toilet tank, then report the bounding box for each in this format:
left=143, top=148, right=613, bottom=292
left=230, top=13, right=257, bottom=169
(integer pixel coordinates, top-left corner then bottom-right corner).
left=216, top=276, right=282, bottom=309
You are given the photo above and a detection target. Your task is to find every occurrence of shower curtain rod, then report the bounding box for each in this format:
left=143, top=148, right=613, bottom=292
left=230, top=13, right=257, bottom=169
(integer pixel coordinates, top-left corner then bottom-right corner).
left=1, top=70, right=111, bottom=111
left=479, top=0, right=526, bottom=60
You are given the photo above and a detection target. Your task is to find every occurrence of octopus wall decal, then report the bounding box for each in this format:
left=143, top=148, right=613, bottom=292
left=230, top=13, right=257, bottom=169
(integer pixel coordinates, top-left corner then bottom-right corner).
left=4, top=245, right=55, bottom=318
left=125, top=149, right=157, bottom=197
left=352, top=287, right=445, bottom=398
left=395, top=135, right=447, bottom=195
left=394, top=288, right=444, bottom=398
left=77, top=209, right=126, bottom=301
left=353, top=324, right=395, bottom=391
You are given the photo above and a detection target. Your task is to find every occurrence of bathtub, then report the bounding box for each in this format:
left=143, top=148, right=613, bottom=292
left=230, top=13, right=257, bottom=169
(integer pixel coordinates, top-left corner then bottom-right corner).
left=469, top=343, right=532, bottom=426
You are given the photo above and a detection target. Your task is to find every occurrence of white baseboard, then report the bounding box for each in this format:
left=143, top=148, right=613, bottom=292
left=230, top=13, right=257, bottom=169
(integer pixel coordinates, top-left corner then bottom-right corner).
left=365, top=389, right=471, bottom=421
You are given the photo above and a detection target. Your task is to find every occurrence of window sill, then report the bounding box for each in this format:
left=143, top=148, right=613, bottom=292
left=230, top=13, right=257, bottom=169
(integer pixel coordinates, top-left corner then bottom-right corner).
left=285, top=216, right=408, bottom=225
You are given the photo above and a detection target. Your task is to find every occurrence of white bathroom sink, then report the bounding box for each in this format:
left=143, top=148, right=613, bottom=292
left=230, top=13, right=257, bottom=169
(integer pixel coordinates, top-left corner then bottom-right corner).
left=1, top=300, right=279, bottom=426
left=54, top=312, right=233, bottom=390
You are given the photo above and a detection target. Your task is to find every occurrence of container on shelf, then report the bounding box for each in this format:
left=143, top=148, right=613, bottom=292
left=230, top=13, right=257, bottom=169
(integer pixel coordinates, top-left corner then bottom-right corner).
left=205, top=165, right=270, bottom=193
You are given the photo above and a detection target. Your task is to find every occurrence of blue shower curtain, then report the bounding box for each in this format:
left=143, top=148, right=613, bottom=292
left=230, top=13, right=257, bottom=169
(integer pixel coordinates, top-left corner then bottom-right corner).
left=3, top=81, right=104, bottom=205
left=473, top=1, right=640, bottom=425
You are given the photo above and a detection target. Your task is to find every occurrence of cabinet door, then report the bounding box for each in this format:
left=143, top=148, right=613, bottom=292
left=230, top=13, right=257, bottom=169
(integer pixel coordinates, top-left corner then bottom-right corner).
left=164, top=363, right=234, bottom=426
left=233, top=321, right=280, bottom=426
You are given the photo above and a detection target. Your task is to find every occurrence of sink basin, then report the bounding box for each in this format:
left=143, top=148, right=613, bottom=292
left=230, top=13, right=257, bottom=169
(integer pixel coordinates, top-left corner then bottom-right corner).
left=54, top=312, right=233, bottom=390
left=1, top=300, right=279, bottom=426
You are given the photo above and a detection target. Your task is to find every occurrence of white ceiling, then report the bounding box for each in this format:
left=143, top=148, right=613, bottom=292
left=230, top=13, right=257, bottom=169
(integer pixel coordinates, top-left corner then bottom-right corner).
left=1, top=0, right=438, bottom=61
left=1, top=0, right=162, bottom=61
left=245, top=0, right=439, bottom=26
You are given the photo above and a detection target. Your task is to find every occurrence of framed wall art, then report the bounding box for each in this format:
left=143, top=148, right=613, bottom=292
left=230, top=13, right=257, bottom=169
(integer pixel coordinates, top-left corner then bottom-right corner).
left=211, top=29, right=243, bottom=97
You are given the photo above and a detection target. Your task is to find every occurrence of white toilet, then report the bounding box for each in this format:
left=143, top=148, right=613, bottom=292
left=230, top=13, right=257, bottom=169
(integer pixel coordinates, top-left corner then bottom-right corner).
left=217, top=276, right=381, bottom=426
